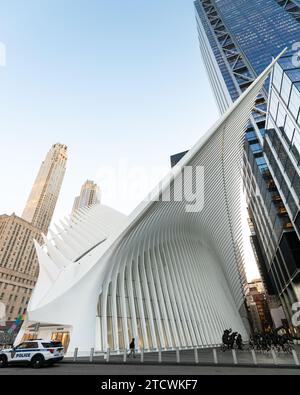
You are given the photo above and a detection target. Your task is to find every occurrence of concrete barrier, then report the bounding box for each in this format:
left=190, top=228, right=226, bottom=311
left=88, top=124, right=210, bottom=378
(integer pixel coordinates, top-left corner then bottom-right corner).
left=271, top=349, right=278, bottom=365
left=158, top=349, right=162, bottom=363
left=213, top=349, right=218, bottom=364
left=251, top=349, right=258, bottom=365
left=73, top=347, right=78, bottom=362
left=176, top=348, right=180, bottom=364
left=89, top=348, right=94, bottom=363
left=194, top=347, right=199, bottom=364
left=232, top=349, right=238, bottom=365
left=292, top=350, right=299, bottom=366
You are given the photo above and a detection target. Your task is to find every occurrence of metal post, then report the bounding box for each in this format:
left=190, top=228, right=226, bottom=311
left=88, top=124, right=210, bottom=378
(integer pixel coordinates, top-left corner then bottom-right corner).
left=158, top=348, right=162, bottom=363
left=73, top=347, right=78, bottom=362
left=176, top=348, right=180, bottom=364
left=194, top=347, right=199, bottom=364
left=251, top=349, right=258, bottom=365
left=213, top=349, right=218, bottom=364
left=141, top=348, right=144, bottom=364
left=292, top=350, right=300, bottom=366
left=271, top=349, right=278, bottom=365
left=123, top=349, right=127, bottom=363
left=232, top=349, right=238, bottom=365
left=106, top=347, right=110, bottom=363
left=89, top=348, right=94, bottom=363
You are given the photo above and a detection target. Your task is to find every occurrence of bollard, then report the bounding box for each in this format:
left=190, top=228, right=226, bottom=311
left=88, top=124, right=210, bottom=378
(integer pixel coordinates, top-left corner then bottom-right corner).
left=89, top=348, right=94, bottom=363
left=232, top=349, right=238, bottom=365
left=292, top=350, right=300, bottom=366
left=73, top=347, right=78, bottom=362
left=158, top=348, right=162, bottom=363
left=194, top=347, right=199, bottom=364
left=141, top=348, right=144, bottom=364
left=106, top=347, right=110, bottom=363
left=213, top=349, right=218, bottom=364
left=176, top=348, right=180, bottom=364
left=251, top=349, right=258, bottom=365
left=123, top=349, right=127, bottom=363
left=271, top=349, right=278, bottom=365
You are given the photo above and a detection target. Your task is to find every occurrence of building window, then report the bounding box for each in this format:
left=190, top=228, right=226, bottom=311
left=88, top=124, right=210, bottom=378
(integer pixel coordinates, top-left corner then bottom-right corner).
left=289, top=84, right=300, bottom=121
left=273, top=64, right=283, bottom=92
left=281, top=74, right=293, bottom=104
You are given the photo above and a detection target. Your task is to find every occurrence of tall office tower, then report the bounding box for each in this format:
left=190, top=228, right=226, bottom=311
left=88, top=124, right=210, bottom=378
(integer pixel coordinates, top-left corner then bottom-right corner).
left=265, top=56, right=300, bottom=310
left=246, top=279, right=273, bottom=333
left=194, top=0, right=300, bottom=332
left=22, top=143, right=68, bottom=234
left=0, top=144, right=67, bottom=324
left=0, top=214, right=42, bottom=322
left=72, top=180, right=100, bottom=215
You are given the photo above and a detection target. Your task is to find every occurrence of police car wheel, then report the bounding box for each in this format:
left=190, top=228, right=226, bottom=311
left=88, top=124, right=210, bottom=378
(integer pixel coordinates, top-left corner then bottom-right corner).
left=31, top=355, right=44, bottom=369
left=0, top=355, right=8, bottom=368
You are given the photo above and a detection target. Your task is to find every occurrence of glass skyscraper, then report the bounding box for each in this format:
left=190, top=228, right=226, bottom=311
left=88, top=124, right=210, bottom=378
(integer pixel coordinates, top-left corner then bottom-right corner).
left=170, top=151, right=189, bottom=168
left=194, top=0, right=300, bottom=333
left=264, top=56, right=300, bottom=302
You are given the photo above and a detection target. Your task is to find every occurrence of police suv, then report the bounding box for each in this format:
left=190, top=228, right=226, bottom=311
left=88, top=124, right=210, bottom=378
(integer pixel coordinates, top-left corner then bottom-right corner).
left=0, top=340, right=64, bottom=368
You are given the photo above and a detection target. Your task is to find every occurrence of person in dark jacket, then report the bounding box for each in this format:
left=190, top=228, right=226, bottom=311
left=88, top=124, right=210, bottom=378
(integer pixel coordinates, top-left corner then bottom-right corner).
left=128, top=338, right=136, bottom=358
left=236, top=333, right=243, bottom=350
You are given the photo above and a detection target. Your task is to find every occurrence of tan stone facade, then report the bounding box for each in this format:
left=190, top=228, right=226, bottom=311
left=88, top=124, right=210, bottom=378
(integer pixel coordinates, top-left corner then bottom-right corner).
left=72, top=179, right=100, bottom=215
left=22, top=143, right=68, bottom=234
left=0, top=143, right=68, bottom=322
left=0, top=214, right=42, bottom=321
left=246, top=279, right=273, bottom=332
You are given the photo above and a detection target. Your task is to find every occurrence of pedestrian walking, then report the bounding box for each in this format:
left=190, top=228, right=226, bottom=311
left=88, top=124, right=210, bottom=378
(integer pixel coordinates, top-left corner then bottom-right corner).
left=128, top=338, right=136, bottom=358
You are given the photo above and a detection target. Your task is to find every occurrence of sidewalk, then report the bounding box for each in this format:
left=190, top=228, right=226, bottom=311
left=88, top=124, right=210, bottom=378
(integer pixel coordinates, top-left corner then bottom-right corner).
left=64, top=346, right=300, bottom=369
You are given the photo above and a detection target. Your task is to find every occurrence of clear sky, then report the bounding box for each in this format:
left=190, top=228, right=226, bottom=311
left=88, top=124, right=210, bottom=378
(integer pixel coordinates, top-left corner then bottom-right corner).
left=0, top=0, right=260, bottom=280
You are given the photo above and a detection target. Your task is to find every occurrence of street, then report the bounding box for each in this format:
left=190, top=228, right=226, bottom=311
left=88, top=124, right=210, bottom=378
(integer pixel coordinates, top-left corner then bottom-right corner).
left=0, top=362, right=300, bottom=375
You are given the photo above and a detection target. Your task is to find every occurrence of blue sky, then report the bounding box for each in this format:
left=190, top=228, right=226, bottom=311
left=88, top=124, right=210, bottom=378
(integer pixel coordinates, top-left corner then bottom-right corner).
left=0, top=0, right=259, bottom=279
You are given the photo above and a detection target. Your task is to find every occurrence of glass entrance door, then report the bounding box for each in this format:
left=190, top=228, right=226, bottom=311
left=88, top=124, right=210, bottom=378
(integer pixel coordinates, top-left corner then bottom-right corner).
left=51, top=331, right=70, bottom=352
